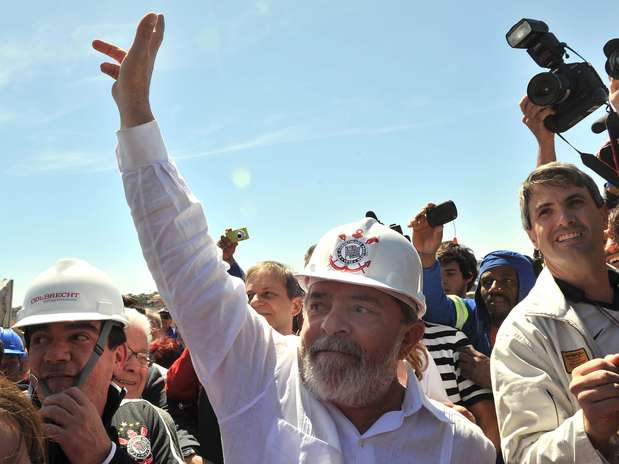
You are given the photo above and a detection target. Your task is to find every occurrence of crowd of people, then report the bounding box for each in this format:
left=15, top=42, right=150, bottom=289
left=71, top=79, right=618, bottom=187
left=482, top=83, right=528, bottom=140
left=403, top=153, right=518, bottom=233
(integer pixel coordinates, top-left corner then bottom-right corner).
left=2, top=12, right=619, bottom=463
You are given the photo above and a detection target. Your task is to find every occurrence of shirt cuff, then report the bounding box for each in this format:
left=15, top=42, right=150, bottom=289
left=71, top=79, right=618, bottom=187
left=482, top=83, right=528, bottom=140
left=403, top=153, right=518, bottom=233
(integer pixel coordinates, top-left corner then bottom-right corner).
left=101, top=442, right=116, bottom=464
left=116, top=120, right=168, bottom=172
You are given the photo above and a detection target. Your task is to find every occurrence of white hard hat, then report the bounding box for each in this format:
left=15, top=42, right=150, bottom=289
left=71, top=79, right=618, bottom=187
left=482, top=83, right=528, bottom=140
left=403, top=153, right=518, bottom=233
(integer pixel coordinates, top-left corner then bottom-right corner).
left=14, top=258, right=128, bottom=328
left=297, top=218, right=426, bottom=317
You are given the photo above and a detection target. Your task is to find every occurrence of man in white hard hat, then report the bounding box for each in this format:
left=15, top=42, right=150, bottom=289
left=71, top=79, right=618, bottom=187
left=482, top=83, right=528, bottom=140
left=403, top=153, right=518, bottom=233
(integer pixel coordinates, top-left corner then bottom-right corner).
left=94, top=13, right=495, bottom=463
left=15, top=258, right=184, bottom=463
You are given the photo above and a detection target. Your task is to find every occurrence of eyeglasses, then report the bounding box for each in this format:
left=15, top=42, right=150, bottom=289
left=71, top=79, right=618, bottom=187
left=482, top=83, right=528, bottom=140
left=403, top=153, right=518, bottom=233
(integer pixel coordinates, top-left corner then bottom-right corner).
left=127, top=346, right=153, bottom=367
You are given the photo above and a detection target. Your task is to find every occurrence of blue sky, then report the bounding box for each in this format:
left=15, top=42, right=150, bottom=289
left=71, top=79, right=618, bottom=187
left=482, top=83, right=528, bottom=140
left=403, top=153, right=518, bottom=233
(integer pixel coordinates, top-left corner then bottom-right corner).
left=3, top=1, right=618, bottom=305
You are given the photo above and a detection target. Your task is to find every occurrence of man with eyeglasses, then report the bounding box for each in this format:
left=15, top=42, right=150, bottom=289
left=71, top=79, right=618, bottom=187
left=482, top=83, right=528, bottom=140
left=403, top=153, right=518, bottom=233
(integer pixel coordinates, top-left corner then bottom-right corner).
left=115, top=308, right=203, bottom=463
left=15, top=258, right=185, bottom=463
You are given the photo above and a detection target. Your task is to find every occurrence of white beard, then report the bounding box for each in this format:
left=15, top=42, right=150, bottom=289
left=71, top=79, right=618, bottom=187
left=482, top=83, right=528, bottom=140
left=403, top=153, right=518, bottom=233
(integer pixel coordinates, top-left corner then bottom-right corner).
left=299, top=334, right=403, bottom=408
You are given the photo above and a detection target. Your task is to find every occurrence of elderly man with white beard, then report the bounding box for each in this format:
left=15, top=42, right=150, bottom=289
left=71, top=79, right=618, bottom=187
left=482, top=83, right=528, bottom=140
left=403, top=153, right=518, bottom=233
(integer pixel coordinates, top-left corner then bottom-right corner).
left=94, top=13, right=495, bottom=463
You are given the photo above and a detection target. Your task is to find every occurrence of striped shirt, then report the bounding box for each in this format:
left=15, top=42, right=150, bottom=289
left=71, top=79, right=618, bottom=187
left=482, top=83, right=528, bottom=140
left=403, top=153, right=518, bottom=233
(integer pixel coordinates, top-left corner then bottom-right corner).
left=423, top=322, right=493, bottom=407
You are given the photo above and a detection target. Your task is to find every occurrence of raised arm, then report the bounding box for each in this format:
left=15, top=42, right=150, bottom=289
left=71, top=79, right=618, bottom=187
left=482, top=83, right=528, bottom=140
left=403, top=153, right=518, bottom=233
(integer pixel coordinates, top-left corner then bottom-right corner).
left=519, top=96, right=556, bottom=167
left=93, top=13, right=283, bottom=420
left=409, top=204, right=458, bottom=327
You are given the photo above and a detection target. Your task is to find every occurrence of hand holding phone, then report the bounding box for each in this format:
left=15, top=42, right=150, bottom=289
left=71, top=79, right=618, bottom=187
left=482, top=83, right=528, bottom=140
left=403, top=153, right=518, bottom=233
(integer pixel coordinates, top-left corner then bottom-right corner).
left=426, top=201, right=458, bottom=227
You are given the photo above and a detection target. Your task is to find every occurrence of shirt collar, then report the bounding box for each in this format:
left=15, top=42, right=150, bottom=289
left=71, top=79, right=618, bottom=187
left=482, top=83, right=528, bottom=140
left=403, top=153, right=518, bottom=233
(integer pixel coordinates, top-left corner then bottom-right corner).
left=554, top=268, right=619, bottom=311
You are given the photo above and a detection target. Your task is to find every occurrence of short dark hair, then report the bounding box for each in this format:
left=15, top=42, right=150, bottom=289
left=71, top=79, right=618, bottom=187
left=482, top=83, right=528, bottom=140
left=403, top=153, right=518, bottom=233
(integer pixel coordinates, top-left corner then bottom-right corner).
left=436, top=241, right=478, bottom=291
left=520, top=162, right=604, bottom=230
left=246, top=261, right=305, bottom=299
left=24, top=322, right=126, bottom=350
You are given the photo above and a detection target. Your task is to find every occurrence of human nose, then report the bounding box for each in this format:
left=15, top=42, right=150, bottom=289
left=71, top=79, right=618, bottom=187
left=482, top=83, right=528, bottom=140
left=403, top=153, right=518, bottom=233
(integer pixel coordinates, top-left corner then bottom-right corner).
left=124, top=353, right=140, bottom=371
left=488, top=279, right=502, bottom=293
left=249, top=293, right=262, bottom=308
left=557, top=206, right=576, bottom=227
left=43, top=340, right=71, bottom=364
left=320, top=306, right=350, bottom=336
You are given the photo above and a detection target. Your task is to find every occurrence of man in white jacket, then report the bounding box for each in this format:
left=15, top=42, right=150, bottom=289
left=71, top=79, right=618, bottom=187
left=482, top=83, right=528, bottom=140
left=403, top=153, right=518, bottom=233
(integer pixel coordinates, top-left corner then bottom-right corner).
left=492, top=159, right=619, bottom=463
left=93, top=13, right=495, bottom=463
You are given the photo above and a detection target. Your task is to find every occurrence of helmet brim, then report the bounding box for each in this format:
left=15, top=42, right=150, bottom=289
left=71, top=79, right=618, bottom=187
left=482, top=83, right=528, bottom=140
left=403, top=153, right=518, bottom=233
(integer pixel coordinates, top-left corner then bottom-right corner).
left=13, top=311, right=128, bottom=329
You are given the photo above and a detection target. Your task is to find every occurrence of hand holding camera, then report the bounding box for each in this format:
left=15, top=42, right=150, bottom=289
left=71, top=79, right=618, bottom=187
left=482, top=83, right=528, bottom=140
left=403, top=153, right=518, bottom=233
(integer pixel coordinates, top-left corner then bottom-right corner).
left=217, top=228, right=249, bottom=264
left=507, top=18, right=608, bottom=134
left=520, top=96, right=555, bottom=143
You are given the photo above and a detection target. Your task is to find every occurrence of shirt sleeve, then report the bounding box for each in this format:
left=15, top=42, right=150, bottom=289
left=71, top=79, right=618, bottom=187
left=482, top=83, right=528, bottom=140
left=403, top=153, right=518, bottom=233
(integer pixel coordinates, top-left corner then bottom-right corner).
left=423, top=261, right=458, bottom=327
left=116, top=121, right=284, bottom=422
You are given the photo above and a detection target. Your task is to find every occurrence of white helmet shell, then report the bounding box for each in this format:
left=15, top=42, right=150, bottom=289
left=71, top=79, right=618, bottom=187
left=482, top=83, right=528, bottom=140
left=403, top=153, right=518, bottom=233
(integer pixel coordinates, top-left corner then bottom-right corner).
left=297, top=218, right=426, bottom=317
left=14, top=258, right=128, bottom=328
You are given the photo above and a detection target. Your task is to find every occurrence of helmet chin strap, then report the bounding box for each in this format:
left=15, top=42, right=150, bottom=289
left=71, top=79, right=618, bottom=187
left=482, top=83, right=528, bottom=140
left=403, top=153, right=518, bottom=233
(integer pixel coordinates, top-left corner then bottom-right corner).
left=74, top=320, right=114, bottom=388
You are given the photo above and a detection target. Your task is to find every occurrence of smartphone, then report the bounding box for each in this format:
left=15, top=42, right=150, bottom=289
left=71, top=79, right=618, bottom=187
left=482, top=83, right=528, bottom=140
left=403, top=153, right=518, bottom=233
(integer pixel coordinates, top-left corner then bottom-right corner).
left=226, top=227, right=250, bottom=243
left=426, top=201, right=457, bottom=227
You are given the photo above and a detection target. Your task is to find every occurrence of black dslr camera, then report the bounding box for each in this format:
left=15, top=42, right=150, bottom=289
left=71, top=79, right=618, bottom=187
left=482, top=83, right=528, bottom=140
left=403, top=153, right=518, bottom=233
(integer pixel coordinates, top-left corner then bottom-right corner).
left=507, top=19, right=608, bottom=133
left=604, top=39, right=619, bottom=79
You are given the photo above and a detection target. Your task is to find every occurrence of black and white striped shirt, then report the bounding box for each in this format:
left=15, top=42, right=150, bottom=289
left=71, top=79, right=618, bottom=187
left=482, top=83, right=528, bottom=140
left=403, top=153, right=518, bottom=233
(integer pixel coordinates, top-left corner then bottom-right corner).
left=423, top=322, right=493, bottom=407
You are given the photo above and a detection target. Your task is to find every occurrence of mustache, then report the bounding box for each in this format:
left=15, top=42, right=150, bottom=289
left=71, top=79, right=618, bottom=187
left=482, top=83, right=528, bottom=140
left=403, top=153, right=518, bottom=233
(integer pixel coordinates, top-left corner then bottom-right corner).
left=309, top=336, right=364, bottom=359
left=40, top=367, right=77, bottom=378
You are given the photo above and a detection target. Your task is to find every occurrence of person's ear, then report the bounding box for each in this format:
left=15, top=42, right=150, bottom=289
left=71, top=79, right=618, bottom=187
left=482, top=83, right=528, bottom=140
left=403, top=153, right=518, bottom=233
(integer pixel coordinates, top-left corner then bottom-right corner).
left=114, top=343, right=128, bottom=371
left=526, top=227, right=539, bottom=250
left=398, top=320, right=425, bottom=360
left=291, top=297, right=303, bottom=317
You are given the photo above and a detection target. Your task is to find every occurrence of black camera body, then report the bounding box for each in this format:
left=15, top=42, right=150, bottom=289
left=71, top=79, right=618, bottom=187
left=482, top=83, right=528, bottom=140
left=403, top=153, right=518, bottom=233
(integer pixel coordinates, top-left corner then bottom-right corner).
left=507, top=19, right=608, bottom=133
left=604, top=39, right=619, bottom=79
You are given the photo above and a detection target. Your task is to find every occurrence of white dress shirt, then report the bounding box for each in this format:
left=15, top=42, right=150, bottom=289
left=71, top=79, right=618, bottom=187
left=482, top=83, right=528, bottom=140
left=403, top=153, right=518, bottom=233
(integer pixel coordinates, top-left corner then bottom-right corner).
left=116, top=120, right=496, bottom=464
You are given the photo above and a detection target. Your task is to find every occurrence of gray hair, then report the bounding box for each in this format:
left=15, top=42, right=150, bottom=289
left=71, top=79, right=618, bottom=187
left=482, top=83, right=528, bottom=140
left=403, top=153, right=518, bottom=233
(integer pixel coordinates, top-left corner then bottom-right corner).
left=520, top=161, right=604, bottom=230
left=124, top=307, right=152, bottom=345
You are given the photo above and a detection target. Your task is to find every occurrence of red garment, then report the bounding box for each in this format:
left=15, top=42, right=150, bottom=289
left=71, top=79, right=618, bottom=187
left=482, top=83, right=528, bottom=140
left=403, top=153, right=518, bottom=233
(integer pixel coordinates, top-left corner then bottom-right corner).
left=165, top=346, right=200, bottom=401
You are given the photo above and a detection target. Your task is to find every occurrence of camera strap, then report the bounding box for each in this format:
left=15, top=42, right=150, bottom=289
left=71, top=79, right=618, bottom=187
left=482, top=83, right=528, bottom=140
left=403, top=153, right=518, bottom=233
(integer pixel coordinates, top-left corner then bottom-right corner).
left=573, top=108, right=619, bottom=187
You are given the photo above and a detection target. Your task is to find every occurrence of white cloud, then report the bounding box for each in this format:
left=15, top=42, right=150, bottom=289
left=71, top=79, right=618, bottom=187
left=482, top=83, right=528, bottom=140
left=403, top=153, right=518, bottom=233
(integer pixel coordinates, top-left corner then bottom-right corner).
left=176, top=121, right=422, bottom=161
left=5, top=151, right=114, bottom=176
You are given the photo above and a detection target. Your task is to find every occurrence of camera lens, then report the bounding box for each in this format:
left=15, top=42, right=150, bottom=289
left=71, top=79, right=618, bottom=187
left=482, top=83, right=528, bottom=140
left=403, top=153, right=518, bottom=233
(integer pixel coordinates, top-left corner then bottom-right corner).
left=606, top=51, right=619, bottom=79
left=527, top=72, right=570, bottom=106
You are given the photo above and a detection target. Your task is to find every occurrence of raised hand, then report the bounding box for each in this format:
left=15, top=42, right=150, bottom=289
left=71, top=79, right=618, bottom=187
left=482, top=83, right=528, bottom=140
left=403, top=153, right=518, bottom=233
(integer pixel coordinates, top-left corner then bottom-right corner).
left=409, top=203, right=443, bottom=268
left=569, top=354, right=619, bottom=459
left=92, top=13, right=164, bottom=128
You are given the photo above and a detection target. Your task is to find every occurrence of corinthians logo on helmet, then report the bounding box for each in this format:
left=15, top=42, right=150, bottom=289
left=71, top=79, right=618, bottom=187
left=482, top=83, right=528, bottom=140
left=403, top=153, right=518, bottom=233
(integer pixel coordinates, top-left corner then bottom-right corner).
left=329, top=229, right=379, bottom=273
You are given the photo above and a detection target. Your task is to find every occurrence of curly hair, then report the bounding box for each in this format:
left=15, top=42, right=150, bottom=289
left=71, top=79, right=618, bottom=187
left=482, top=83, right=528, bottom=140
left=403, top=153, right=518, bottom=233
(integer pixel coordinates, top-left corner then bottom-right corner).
left=0, top=376, right=46, bottom=463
